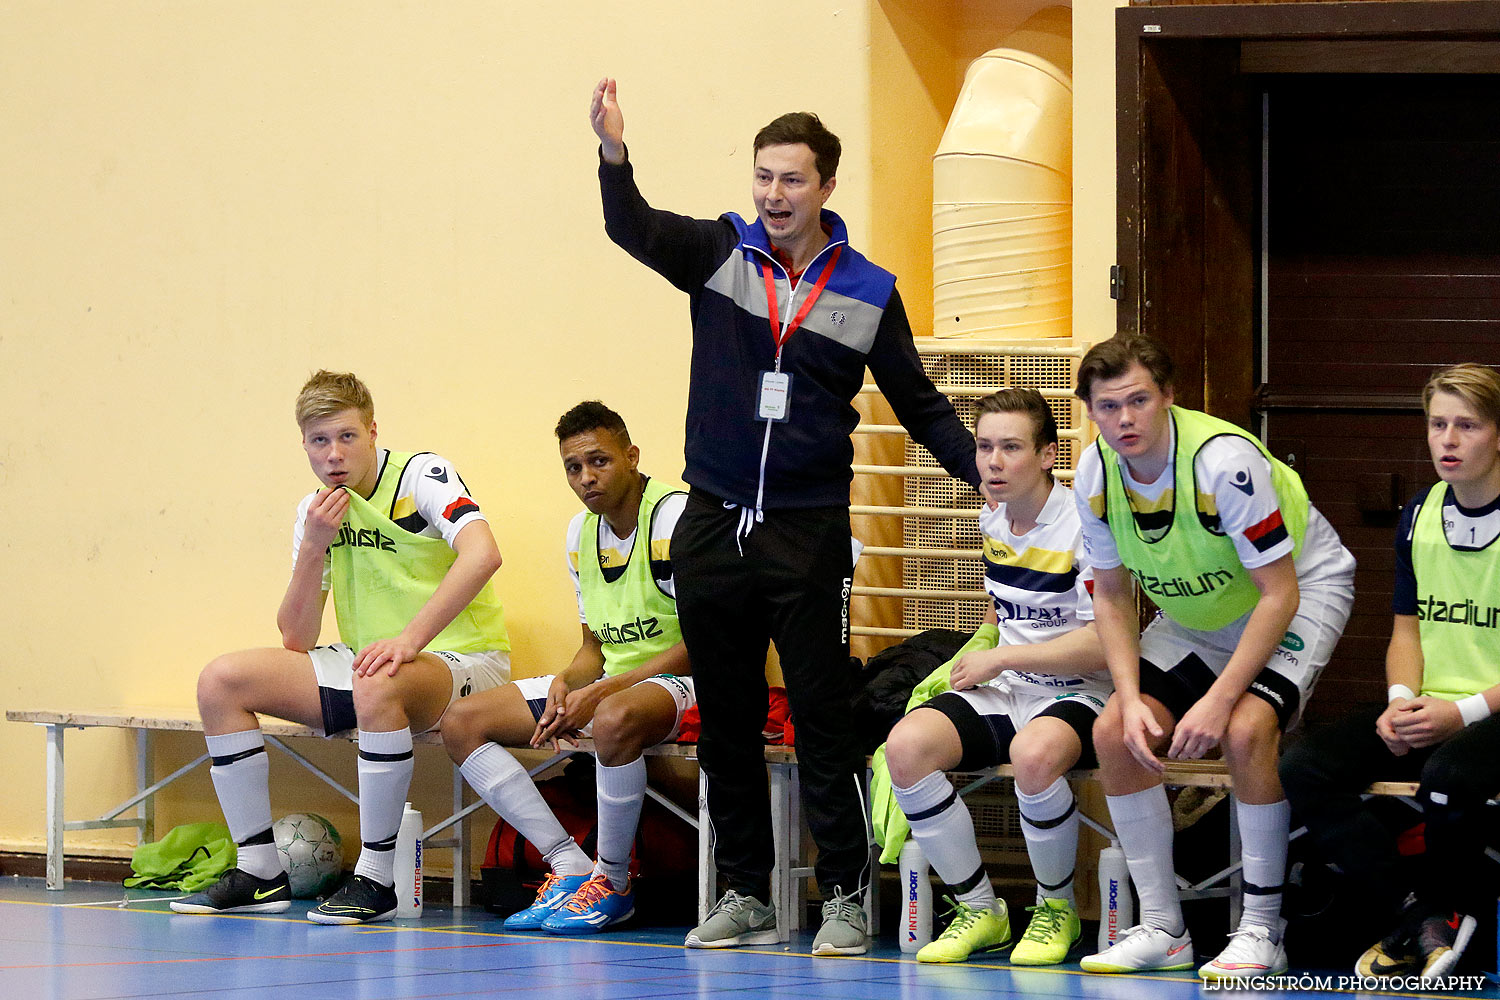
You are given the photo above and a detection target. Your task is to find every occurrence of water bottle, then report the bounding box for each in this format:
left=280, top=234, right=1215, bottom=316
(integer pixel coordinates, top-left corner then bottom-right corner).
left=394, top=802, right=423, bottom=918
left=899, top=838, right=933, bottom=953
left=1097, top=840, right=1133, bottom=950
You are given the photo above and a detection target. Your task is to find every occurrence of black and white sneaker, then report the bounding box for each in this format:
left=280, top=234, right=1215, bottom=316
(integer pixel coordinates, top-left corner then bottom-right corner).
left=170, top=868, right=291, bottom=914
left=307, top=874, right=398, bottom=925
left=1417, top=909, right=1477, bottom=983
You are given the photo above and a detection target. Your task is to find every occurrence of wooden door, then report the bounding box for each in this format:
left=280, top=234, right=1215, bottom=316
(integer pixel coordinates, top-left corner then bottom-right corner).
left=1261, top=73, right=1500, bottom=720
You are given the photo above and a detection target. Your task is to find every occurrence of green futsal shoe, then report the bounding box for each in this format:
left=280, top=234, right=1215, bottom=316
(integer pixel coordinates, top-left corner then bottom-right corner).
left=916, top=898, right=1010, bottom=964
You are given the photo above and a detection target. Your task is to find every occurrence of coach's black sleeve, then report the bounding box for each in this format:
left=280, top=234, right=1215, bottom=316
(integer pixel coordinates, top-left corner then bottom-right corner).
left=598, top=151, right=736, bottom=295
left=866, top=286, right=981, bottom=493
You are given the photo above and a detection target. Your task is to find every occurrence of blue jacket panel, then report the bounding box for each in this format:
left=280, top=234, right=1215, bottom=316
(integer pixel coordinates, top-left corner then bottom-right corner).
left=601, top=154, right=980, bottom=509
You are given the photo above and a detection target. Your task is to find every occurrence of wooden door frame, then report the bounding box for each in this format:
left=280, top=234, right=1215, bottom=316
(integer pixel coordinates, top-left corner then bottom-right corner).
left=1115, top=0, right=1500, bottom=418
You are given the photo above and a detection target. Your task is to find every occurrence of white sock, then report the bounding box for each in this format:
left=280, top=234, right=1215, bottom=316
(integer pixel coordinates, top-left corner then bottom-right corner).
left=207, top=729, right=281, bottom=879
left=1236, top=799, right=1290, bottom=933
left=893, top=771, right=996, bottom=912
left=594, top=756, right=646, bottom=891
left=1107, top=786, right=1185, bottom=936
left=1017, top=777, right=1078, bottom=907
left=353, top=728, right=414, bottom=886
left=460, top=743, right=591, bottom=876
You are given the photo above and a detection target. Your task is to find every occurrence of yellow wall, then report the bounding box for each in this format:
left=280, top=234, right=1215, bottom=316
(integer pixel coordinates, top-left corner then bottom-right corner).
left=1073, top=0, right=1127, bottom=347
left=2, top=0, right=1121, bottom=872
left=0, top=0, right=873, bottom=861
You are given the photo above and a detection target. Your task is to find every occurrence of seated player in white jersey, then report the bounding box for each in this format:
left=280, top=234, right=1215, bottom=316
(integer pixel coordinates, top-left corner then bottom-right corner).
left=173, top=370, right=511, bottom=923
left=440, top=400, right=693, bottom=934
left=884, top=388, right=1109, bottom=965
left=1071, top=335, right=1356, bottom=980
left=1282, top=364, right=1500, bottom=982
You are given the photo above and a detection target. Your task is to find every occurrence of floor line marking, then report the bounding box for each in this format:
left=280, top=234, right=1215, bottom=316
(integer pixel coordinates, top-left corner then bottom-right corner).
left=58, top=895, right=189, bottom=908
left=0, top=940, right=521, bottom=972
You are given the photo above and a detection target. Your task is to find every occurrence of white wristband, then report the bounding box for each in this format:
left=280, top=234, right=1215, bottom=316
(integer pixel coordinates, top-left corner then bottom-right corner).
left=1387, top=684, right=1416, bottom=703
left=1456, top=693, right=1492, bottom=727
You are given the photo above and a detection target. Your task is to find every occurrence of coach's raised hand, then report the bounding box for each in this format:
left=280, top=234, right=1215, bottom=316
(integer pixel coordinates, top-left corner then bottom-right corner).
left=590, top=76, right=626, bottom=165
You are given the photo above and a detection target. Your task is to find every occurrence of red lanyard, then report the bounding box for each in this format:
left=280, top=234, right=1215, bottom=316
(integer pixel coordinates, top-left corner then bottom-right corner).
left=762, top=244, right=842, bottom=361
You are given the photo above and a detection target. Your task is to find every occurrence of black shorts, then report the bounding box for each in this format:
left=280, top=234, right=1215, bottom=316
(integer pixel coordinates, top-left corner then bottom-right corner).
left=919, top=688, right=1101, bottom=772
left=1138, top=651, right=1303, bottom=732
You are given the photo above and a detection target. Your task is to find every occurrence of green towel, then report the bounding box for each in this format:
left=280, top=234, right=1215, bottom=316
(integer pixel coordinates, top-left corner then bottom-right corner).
left=124, top=821, right=237, bottom=892
left=870, top=623, right=999, bottom=863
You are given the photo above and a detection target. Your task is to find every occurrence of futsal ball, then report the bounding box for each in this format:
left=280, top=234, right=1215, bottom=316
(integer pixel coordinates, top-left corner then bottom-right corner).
left=273, top=812, right=344, bottom=899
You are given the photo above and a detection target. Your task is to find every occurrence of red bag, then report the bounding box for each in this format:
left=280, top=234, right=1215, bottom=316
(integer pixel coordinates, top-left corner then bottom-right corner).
left=483, top=776, right=601, bottom=877
left=479, top=756, right=696, bottom=920
left=480, top=768, right=603, bottom=915
left=675, top=686, right=794, bottom=745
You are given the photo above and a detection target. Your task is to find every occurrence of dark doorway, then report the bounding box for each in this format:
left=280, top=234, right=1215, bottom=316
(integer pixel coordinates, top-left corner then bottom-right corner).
left=1262, top=73, right=1500, bottom=717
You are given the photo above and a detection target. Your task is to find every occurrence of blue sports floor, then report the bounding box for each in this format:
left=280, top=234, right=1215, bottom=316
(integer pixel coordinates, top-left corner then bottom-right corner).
left=3, top=878, right=1497, bottom=1000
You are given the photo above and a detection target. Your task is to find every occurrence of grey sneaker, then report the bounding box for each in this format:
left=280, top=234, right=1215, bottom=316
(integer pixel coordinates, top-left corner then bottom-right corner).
left=684, top=889, right=778, bottom=948
left=811, top=886, right=869, bottom=956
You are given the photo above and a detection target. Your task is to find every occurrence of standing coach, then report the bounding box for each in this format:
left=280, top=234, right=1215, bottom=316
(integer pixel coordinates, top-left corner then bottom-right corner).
left=589, top=77, right=981, bottom=954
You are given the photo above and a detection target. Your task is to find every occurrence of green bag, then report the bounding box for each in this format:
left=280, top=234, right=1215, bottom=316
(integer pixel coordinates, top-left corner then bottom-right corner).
left=124, top=821, right=237, bottom=892
left=870, top=624, right=999, bottom=862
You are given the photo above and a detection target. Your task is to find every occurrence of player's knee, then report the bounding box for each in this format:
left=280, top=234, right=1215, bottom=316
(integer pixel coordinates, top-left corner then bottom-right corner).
left=439, top=696, right=487, bottom=763
left=196, top=654, right=246, bottom=713
left=1091, top=704, right=1128, bottom=763
left=1009, top=735, right=1067, bottom=791
left=884, top=719, right=940, bottom=787
left=350, top=671, right=404, bottom=721
left=1223, top=709, right=1277, bottom=765
left=592, top=696, right=646, bottom=763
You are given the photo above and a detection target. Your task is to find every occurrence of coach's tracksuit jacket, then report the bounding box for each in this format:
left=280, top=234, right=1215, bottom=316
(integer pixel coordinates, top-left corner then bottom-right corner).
left=599, top=152, right=980, bottom=508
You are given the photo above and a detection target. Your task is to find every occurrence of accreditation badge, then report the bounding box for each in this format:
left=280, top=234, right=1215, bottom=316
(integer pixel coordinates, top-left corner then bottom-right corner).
left=757, top=371, right=791, bottom=422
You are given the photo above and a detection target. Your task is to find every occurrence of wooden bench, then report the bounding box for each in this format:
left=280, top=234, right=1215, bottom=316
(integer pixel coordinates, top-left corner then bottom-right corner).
left=3, top=709, right=798, bottom=935
left=5, top=708, right=1425, bottom=940
left=3, top=709, right=489, bottom=898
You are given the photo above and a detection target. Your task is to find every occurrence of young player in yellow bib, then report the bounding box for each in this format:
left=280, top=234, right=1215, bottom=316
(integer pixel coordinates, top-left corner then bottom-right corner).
left=884, top=388, right=1109, bottom=965
left=1071, top=336, right=1355, bottom=980
left=1281, top=364, right=1500, bottom=982
left=173, top=371, right=510, bottom=923
left=439, top=401, right=692, bottom=934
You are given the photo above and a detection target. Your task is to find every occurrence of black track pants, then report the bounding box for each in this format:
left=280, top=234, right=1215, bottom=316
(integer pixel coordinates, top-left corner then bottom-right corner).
left=674, top=489, right=869, bottom=901
left=1281, top=703, right=1500, bottom=915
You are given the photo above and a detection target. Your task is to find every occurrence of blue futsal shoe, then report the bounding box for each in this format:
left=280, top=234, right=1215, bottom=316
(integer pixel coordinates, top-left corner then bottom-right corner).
left=503, top=872, right=589, bottom=930
left=541, top=872, right=635, bottom=935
